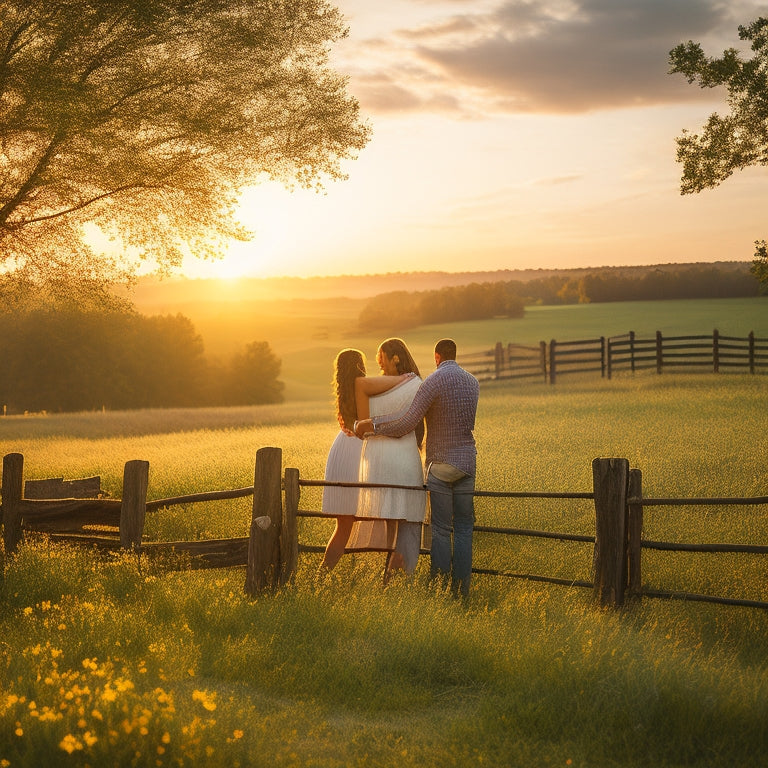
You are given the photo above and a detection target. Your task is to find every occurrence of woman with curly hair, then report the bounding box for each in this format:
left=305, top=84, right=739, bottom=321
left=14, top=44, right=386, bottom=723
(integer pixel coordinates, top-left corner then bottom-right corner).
left=320, top=348, right=408, bottom=569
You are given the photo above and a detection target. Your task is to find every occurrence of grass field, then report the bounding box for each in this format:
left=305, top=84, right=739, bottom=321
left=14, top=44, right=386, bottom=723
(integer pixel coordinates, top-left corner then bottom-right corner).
left=186, top=296, right=767, bottom=401
left=2, top=363, right=767, bottom=766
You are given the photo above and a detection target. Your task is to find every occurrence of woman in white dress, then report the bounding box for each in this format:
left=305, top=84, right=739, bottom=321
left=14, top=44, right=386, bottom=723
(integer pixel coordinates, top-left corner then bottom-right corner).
left=352, top=338, right=426, bottom=578
left=320, top=348, right=408, bottom=569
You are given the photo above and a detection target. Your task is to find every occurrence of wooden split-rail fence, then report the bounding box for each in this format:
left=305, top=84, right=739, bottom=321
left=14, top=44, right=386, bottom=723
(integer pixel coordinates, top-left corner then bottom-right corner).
left=2, top=450, right=766, bottom=609
left=460, top=328, right=768, bottom=384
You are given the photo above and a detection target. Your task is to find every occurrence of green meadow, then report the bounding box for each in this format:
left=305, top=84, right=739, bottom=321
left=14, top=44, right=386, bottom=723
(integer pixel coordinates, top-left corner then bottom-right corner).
left=182, top=295, right=768, bottom=401
left=2, top=297, right=767, bottom=768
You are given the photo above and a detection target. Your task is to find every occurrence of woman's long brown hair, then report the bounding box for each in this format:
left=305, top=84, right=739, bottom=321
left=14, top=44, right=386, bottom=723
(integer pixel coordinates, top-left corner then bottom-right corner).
left=333, top=348, right=366, bottom=430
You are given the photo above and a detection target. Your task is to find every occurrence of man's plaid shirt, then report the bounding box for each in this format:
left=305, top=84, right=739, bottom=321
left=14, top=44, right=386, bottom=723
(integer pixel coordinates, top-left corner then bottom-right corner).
left=372, top=360, right=479, bottom=476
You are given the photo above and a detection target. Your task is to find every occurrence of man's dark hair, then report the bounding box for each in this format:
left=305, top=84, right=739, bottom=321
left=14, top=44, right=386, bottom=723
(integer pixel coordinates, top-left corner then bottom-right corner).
left=435, top=338, right=457, bottom=360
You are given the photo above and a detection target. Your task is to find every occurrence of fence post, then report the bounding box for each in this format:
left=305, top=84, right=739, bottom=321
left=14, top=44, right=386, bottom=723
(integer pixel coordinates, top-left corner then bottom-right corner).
left=713, top=328, right=720, bottom=373
left=600, top=336, right=606, bottom=378
left=629, top=330, right=636, bottom=374
left=539, top=341, right=547, bottom=382
left=749, top=331, right=755, bottom=374
left=627, top=469, right=643, bottom=599
left=281, top=467, right=300, bottom=586
left=606, top=337, right=613, bottom=380
left=592, top=457, right=629, bottom=608
left=119, top=460, right=149, bottom=550
left=655, top=331, right=663, bottom=374
left=494, top=342, right=503, bottom=379
left=549, top=339, right=557, bottom=384
left=245, top=447, right=283, bottom=596
left=2, top=453, right=24, bottom=554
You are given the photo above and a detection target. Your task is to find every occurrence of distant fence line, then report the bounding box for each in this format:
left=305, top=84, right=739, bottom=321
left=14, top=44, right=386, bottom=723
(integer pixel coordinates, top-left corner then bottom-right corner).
left=459, top=329, right=768, bottom=384
left=2, top=450, right=766, bottom=610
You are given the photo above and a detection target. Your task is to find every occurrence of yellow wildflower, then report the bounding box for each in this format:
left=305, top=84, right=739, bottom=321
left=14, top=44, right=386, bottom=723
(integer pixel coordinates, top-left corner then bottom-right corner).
left=59, top=734, right=83, bottom=754
left=192, top=690, right=217, bottom=712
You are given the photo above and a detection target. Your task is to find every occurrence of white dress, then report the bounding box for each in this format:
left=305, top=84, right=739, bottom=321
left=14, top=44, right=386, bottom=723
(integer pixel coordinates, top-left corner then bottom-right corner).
left=321, top=430, right=362, bottom=516
left=357, top=376, right=426, bottom=523
left=322, top=428, right=396, bottom=552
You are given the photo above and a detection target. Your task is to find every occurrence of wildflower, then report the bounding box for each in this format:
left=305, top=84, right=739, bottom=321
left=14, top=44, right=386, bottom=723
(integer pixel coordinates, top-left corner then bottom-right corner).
left=192, top=690, right=217, bottom=712
left=23, top=607, right=33, bottom=616
left=101, top=686, right=117, bottom=703
left=15, top=724, right=23, bottom=737
left=161, top=732, right=171, bottom=744
left=60, top=734, right=83, bottom=754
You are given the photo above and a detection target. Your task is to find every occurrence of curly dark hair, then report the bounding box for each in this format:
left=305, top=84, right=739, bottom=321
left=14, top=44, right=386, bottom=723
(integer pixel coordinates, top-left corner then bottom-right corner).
left=333, top=348, right=366, bottom=430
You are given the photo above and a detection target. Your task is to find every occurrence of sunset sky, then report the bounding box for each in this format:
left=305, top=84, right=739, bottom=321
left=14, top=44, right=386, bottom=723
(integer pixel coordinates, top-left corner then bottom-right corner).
left=187, top=0, right=768, bottom=279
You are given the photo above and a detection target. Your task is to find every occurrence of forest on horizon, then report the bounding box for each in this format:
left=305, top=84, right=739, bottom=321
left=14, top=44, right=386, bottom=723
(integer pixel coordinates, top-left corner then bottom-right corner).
left=125, top=260, right=758, bottom=310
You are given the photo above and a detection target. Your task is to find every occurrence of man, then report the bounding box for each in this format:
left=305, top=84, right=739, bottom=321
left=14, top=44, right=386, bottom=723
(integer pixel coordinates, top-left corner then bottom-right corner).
left=355, top=338, right=480, bottom=598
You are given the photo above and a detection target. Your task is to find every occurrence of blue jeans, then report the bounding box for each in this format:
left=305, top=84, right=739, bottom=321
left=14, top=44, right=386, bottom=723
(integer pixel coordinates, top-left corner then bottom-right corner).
left=427, top=471, right=475, bottom=597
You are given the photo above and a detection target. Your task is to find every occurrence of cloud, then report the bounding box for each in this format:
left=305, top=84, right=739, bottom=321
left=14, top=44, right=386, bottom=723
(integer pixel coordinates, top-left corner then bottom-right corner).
left=344, top=0, right=763, bottom=115
left=416, top=0, right=740, bottom=112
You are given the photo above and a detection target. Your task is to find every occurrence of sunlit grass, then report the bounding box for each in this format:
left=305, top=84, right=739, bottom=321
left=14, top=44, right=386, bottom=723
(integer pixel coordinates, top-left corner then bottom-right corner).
left=2, top=373, right=768, bottom=766
left=2, top=544, right=767, bottom=767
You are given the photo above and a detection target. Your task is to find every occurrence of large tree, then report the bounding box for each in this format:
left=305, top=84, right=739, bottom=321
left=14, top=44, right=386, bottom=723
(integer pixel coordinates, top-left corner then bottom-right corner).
left=669, top=18, right=768, bottom=291
left=0, top=0, right=369, bottom=284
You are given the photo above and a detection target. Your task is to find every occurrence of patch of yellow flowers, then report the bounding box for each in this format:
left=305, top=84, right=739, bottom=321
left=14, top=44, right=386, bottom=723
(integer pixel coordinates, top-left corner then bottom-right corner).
left=1, top=640, right=234, bottom=766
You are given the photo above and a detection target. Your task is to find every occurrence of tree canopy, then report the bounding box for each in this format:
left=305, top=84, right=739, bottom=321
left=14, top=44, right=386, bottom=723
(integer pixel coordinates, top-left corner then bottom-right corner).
left=669, top=18, right=768, bottom=290
left=0, top=300, right=284, bottom=412
left=0, top=0, right=370, bottom=285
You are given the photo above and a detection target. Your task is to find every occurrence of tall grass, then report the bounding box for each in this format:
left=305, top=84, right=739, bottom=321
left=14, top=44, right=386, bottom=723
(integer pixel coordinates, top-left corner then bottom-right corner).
left=2, top=374, right=767, bottom=766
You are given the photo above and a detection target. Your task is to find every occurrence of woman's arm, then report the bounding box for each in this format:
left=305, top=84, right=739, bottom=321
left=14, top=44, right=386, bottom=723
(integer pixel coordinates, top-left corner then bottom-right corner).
left=356, top=373, right=410, bottom=396
left=354, top=373, right=411, bottom=421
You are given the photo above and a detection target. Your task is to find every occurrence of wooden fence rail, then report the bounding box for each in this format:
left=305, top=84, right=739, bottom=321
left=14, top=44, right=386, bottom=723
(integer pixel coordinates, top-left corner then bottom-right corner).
left=461, top=329, right=768, bottom=384
left=459, top=341, right=548, bottom=383
left=2, top=451, right=766, bottom=609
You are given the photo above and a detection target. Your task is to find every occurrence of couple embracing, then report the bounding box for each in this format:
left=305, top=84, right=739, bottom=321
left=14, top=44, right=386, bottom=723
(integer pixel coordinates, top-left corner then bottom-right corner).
left=321, top=337, right=480, bottom=598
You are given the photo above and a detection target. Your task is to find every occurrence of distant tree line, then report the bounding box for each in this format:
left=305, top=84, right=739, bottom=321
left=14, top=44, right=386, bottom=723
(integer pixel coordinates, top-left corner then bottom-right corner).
left=0, top=302, right=283, bottom=414
left=551, top=265, right=759, bottom=304
left=358, top=263, right=760, bottom=330
left=358, top=281, right=525, bottom=332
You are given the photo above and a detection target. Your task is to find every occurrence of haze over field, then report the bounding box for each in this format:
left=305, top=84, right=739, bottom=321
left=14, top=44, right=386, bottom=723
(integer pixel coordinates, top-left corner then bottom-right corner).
left=180, top=0, right=768, bottom=281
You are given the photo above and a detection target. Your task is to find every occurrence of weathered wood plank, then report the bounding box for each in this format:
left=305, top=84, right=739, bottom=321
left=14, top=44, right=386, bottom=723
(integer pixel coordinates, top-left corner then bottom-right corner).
left=592, top=457, right=629, bottom=608
left=20, top=498, right=122, bottom=532
left=245, top=447, right=282, bottom=596
left=2, top=453, right=24, bottom=553
left=281, top=467, right=299, bottom=585
left=24, top=476, right=102, bottom=499
left=120, top=460, right=149, bottom=550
